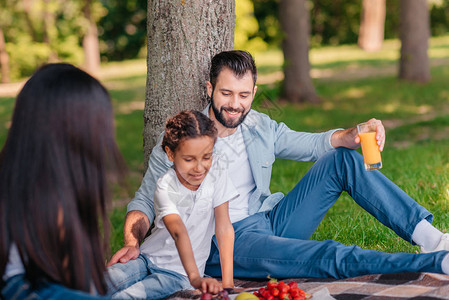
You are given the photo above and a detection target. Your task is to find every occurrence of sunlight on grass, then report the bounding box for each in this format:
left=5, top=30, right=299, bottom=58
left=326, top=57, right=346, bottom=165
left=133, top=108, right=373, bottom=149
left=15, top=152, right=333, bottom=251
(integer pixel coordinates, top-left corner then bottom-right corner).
left=99, top=59, right=147, bottom=80
left=255, top=34, right=449, bottom=75
left=429, top=34, right=449, bottom=47
left=340, top=87, right=368, bottom=99
left=310, top=39, right=400, bottom=65
left=254, top=49, right=284, bottom=68
left=438, top=90, right=449, bottom=101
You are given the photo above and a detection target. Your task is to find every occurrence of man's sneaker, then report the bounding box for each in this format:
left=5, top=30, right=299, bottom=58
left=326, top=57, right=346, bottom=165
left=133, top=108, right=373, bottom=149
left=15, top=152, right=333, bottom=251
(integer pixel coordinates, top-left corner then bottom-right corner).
left=421, top=233, right=449, bottom=253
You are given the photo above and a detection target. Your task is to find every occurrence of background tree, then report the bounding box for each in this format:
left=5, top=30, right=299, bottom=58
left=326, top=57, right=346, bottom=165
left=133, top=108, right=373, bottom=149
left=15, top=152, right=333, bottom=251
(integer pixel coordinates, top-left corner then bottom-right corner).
left=399, top=0, right=431, bottom=82
left=42, top=0, right=58, bottom=62
left=358, top=0, right=386, bottom=51
left=279, top=0, right=318, bottom=104
left=1, top=0, right=84, bottom=79
left=144, top=0, right=235, bottom=168
left=98, top=0, right=147, bottom=61
left=0, top=27, right=10, bottom=83
left=0, top=0, right=13, bottom=83
left=22, top=0, right=39, bottom=42
left=82, top=0, right=103, bottom=75
left=235, top=0, right=267, bottom=53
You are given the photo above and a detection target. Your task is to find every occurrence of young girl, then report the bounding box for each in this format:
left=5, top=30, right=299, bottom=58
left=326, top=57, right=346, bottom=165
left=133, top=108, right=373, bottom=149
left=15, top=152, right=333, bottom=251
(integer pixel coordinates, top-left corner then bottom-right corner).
left=108, top=110, right=237, bottom=299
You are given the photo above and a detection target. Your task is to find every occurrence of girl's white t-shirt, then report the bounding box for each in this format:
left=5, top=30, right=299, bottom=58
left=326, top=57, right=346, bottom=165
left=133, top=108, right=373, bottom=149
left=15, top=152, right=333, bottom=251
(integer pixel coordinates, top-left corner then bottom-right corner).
left=140, top=158, right=239, bottom=277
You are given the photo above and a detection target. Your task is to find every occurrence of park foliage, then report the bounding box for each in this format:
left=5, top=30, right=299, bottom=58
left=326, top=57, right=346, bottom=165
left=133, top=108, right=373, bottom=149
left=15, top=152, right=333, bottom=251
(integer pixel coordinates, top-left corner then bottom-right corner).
left=2, top=0, right=449, bottom=81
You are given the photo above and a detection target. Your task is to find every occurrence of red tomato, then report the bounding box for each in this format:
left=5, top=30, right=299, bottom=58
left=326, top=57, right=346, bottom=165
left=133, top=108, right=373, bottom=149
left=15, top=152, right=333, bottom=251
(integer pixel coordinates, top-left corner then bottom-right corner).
left=290, top=289, right=299, bottom=297
left=288, top=282, right=298, bottom=289
left=271, top=288, right=279, bottom=297
left=262, top=290, right=271, bottom=299
left=267, top=281, right=278, bottom=290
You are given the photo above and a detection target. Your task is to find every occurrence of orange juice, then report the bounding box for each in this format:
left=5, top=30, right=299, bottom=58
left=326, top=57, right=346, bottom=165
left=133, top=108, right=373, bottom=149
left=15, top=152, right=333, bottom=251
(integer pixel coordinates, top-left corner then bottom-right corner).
left=359, top=132, right=381, bottom=165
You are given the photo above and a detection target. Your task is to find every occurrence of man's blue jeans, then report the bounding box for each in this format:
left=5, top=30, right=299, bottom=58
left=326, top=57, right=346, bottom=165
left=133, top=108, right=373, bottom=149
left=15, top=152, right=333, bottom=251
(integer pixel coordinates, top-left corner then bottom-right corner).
left=205, top=148, right=448, bottom=279
left=1, top=274, right=107, bottom=299
left=107, top=254, right=192, bottom=299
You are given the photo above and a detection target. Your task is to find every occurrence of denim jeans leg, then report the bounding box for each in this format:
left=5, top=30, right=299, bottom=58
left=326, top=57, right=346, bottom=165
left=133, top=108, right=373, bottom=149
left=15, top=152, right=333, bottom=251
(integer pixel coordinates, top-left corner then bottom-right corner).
left=107, top=254, right=150, bottom=295
left=2, top=275, right=108, bottom=300
left=205, top=148, right=442, bottom=279
left=109, top=255, right=192, bottom=300
left=269, top=148, right=431, bottom=243
left=206, top=213, right=447, bottom=279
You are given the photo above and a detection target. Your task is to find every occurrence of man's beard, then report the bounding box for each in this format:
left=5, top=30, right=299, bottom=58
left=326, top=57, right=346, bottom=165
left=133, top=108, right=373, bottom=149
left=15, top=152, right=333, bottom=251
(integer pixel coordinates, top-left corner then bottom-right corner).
left=211, top=96, right=250, bottom=129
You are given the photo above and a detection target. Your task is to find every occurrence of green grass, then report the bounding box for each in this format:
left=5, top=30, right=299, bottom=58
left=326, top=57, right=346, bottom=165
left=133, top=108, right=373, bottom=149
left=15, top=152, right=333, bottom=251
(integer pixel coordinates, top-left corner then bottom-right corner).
left=1, top=35, right=449, bottom=255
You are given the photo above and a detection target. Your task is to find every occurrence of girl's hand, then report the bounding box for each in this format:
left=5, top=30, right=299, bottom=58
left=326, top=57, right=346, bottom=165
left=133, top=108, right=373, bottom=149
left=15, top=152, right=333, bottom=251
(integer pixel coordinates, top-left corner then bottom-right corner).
left=190, top=277, right=222, bottom=294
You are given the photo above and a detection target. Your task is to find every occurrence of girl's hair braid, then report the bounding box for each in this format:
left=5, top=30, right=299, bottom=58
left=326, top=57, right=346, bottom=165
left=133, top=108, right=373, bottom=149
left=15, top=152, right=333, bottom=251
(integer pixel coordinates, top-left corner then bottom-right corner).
left=162, top=110, right=217, bottom=154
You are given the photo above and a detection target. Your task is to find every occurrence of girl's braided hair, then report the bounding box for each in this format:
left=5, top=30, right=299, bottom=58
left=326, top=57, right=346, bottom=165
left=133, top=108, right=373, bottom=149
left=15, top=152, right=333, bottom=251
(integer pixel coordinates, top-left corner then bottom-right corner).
left=162, top=110, right=217, bottom=154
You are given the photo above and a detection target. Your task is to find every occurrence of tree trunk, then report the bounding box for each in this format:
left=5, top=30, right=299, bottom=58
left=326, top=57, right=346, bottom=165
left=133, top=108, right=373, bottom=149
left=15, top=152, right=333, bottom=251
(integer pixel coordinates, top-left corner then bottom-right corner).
left=144, top=0, right=235, bottom=168
left=42, top=0, right=58, bottom=62
left=0, top=27, right=10, bottom=83
left=399, top=0, right=430, bottom=82
left=358, top=0, right=385, bottom=52
left=279, top=0, right=319, bottom=104
left=82, top=0, right=101, bottom=76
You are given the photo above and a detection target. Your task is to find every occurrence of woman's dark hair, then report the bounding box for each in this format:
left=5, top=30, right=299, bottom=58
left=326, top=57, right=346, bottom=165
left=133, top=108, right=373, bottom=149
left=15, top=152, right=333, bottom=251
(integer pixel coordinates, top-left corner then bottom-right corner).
left=162, top=110, right=217, bottom=154
left=0, top=63, right=126, bottom=295
left=209, top=50, right=257, bottom=88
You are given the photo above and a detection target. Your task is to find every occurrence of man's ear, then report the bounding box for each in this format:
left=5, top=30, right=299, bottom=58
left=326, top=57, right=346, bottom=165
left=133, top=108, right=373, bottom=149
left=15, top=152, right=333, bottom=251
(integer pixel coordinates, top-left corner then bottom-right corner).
left=206, top=81, right=213, bottom=98
left=165, top=146, right=175, bottom=162
left=253, top=85, right=258, bottom=97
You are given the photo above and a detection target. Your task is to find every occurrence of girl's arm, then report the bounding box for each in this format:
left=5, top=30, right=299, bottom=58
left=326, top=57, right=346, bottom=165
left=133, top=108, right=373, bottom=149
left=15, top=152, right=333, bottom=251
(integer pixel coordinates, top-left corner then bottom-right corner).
left=163, top=214, right=221, bottom=294
left=214, top=202, right=234, bottom=289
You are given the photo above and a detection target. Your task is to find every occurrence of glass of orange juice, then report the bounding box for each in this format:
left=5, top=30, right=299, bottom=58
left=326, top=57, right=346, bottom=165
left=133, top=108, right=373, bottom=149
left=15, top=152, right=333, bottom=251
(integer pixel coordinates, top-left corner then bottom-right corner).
left=357, top=122, right=382, bottom=171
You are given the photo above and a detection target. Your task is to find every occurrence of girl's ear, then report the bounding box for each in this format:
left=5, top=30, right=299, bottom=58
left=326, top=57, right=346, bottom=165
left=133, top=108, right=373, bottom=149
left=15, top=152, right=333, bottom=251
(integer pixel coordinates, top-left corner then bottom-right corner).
left=165, top=146, right=175, bottom=162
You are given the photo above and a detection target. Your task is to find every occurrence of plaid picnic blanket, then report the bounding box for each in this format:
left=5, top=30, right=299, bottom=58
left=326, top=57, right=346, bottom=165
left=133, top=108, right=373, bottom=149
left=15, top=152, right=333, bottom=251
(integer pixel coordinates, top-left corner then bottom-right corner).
left=167, top=272, right=449, bottom=299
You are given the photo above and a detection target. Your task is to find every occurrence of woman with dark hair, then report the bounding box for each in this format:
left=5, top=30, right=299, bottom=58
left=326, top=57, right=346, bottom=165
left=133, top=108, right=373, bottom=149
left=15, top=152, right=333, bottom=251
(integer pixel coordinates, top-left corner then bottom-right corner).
left=0, top=63, right=126, bottom=299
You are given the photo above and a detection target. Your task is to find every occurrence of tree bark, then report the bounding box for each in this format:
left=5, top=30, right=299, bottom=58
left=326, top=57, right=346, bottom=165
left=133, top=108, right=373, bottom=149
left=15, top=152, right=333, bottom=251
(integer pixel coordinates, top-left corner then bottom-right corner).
left=144, top=0, right=235, bottom=168
left=0, top=27, right=10, bottom=83
left=358, top=0, right=385, bottom=52
left=82, top=0, right=101, bottom=76
left=279, top=0, right=319, bottom=104
left=399, top=0, right=430, bottom=82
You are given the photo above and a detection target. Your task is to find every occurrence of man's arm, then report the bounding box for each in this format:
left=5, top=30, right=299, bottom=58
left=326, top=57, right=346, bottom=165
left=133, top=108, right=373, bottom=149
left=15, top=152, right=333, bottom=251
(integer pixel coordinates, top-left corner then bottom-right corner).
left=164, top=214, right=222, bottom=294
left=331, top=118, right=385, bottom=151
left=214, top=202, right=234, bottom=289
left=107, top=211, right=149, bottom=266
left=272, top=120, right=338, bottom=161
left=127, top=133, right=173, bottom=224
left=108, top=133, right=172, bottom=266
left=271, top=113, right=385, bottom=160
